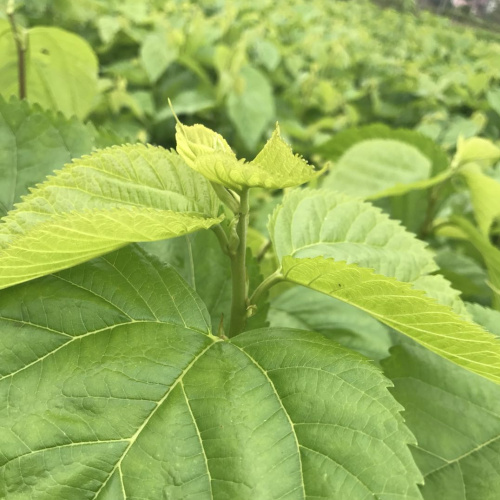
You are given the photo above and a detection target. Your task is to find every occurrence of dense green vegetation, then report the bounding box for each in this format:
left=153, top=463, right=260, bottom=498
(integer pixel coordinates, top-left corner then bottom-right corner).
left=1, top=0, right=500, bottom=498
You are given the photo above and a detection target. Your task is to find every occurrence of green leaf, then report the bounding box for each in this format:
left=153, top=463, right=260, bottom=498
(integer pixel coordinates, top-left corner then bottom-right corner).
left=412, top=274, right=470, bottom=318
left=0, top=145, right=222, bottom=290
left=0, top=22, right=98, bottom=119
left=460, top=164, right=500, bottom=236
left=0, top=96, right=96, bottom=217
left=382, top=343, right=500, bottom=500
left=448, top=217, right=500, bottom=310
left=176, top=123, right=322, bottom=191
left=268, top=285, right=393, bottom=361
left=453, top=137, right=500, bottom=168
left=0, top=246, right=423, bottom=499
left=318, top=124, right=449, bottom=199
left=326, top=139, right=432, bottom=198
left=226, top=65, right=275, bottom=151
left=467, top=303, right=500, bottom=337
left=281, top=256, right=500, bottom=384
left=141, top=230, right=269, bottom=332
left=488, top=88, right=500, bottom=117
left=269, top=189, right=436, bottom=282
left=140, top=31, right=179, bottom=83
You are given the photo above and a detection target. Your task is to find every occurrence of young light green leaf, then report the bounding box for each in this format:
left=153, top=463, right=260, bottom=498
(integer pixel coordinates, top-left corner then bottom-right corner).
left=0, top=23, right=98, bottom=119
left=382, top=343, right=500, bottom=500
left=281, top=256, right=500, bottom=384
left=176, top=123, right=323, bottom=191
left=467, top=303, right=500, bottom=337
left=268, top=285, right=393, bottom=361
left=0, top=145, right=222, bottom=290
left=412, top=274, right=470, bottom=318
left=453, top=136, right=500, bottom=168
left=460, top=164, right=500, bottom=236
left=0, top=96, right=97, bottom=217
left=0, top=246, right=423, bottom=499
left=447, top=217, right=500, bottom=310
left=269, top=188, right=436, bottom=282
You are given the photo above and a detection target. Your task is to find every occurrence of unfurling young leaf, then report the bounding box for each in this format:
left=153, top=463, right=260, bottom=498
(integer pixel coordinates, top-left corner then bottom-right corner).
left=175, top=121, right=324, bottom=191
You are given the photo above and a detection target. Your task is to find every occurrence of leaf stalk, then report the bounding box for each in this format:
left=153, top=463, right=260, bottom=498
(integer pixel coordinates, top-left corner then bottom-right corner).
left=228, top=188, right=250, bottom=337
left=7, top=0, right=27, bottom=100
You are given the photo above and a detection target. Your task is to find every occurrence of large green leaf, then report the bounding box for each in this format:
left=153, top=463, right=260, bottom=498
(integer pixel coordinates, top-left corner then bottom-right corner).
left=281, top=256, right=500, bottom=384
left=0, top=145, right=222, bottom=290
left=0, top=246, right=423, bottom=499
left=0, top=96, right=97, bottom=217
left=269, top=189, right=436, bottom=282
left=382, top=343, right=500, bottom=500
left=176, top=122, right=321, bottom=191
left=0, top=22, right=98, bottom=119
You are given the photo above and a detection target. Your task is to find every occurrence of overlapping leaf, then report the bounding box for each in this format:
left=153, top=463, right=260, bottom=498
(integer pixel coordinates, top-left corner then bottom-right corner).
left=281, top=256, right=500, bottom=384
left=176, top=122, right=322, bottom=190
left=269, top=188, right=436, bottom=282
left=0, top=145, right=222, bottom=290
left=382, top=342, right=500, bottom=500
left=0, top=96, right=97, bottom=217
left=268, top=286, right=393, bottom=361
left=0, top=246, right=423, bottom=499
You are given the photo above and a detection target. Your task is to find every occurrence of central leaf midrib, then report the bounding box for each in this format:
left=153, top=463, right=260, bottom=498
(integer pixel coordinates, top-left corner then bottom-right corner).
left=229, top=342, right=306, bottom=499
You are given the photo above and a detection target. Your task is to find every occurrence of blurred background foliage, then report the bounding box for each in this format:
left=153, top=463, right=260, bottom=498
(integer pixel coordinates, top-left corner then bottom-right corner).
left=1, top=0, right=499, bottom=156
left=1, top=0, right=500, bottom=310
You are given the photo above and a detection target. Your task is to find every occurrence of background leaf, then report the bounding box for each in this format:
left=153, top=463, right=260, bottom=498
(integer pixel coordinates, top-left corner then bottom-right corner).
left=0, top=23, right=98, bottom=118
left=226, top=65, right=275, bottom=151
left=0, top=96, right=98, bottom=217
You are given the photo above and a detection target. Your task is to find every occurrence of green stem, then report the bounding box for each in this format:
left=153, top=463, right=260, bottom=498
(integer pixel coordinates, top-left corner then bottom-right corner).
left=7, top=0, right=26, bottom=100
left=211, top=224, right=230, bottom=255
left=210, top=182, right=239, bottom=214
left=228, top=188, right=249, bottom=337
left=249, top=270, right=283, bottom=306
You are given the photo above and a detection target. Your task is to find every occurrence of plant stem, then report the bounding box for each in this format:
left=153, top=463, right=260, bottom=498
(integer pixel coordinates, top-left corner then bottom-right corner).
left=7, top=0, right=27, bottom=100
left=210, top=182, right=239, bottom=214
left=211, top=224, right=230, bottom=255
left=228, top=188, right=249, bottom=337
left=249, top=270, right=283, bottom=306
left=256, top=239, right=272, bottom=262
